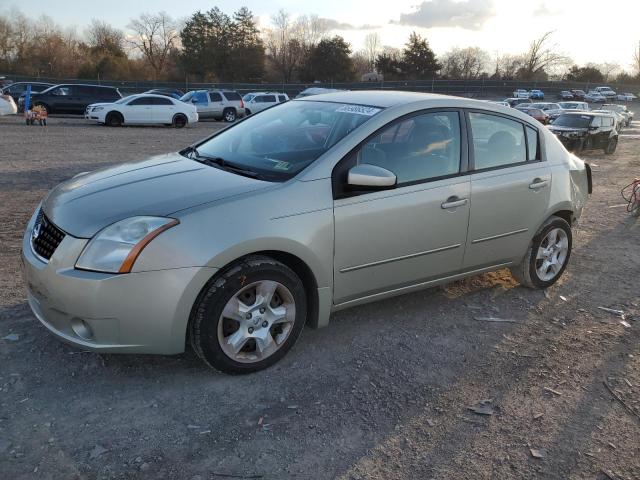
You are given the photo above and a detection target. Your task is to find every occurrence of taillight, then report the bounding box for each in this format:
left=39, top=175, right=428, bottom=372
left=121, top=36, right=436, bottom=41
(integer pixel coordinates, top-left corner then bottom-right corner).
left=240, top=99, right=245, bottom=109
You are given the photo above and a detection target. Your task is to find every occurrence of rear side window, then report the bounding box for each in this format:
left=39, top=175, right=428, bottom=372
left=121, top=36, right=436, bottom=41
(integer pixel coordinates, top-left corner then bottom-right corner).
left=222, top=91, right=241, bottom=101
left=209, top=92, right=222, bottom=102
left=525, top=126, right=539, bottom=161
left=278, top=95, right=287, bottom=102
left=262, top=95, right=276, bottom=103
left=152, top=97, right=173, bottom=105
left=469, top=112, right=526, bottom=170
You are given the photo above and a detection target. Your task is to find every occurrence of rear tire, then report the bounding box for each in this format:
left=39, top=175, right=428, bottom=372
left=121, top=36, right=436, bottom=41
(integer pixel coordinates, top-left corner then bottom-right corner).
left=190, top=255, right=307, bottom=374
left=106, top=112, right=123, bottom=127
left=223, top=108, right=237, bottom=123
left=511, top=216, right=572, bottom=289
left=172, top=114, right=187, bottom=128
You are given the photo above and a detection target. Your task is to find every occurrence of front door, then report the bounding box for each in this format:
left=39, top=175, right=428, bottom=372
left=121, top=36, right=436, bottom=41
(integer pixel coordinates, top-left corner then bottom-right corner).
left=124, top=96, right=154, bottom=124
left=333, top=110, right=470, bottom=304
left=463, top=111, right=551, bottom=269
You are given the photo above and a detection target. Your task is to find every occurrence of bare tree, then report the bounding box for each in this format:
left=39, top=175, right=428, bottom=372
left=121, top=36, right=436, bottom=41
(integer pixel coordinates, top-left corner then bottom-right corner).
left=264, top=10, right=329, bottom=83
left=86, top=19, right=124, bottom=52
left=520, top=31, right=569, bottom=79
left=363, top=32, right=381, bottom=70
left=440, top=47, right=490, bottom=79
left=601, top=62, right=621, bottom=81
left=634, top=41, right=640, bottom=74
left=127, top=12, right=178, bottom=79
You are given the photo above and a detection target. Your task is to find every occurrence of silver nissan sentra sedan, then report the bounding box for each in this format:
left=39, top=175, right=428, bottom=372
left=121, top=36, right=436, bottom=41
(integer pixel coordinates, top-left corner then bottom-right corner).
left=22, top=91, right=592, bottom=374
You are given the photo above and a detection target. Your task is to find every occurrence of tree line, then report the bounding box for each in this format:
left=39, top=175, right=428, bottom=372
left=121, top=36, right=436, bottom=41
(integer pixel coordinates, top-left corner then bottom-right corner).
left=1, top=7, right=639, bottom=85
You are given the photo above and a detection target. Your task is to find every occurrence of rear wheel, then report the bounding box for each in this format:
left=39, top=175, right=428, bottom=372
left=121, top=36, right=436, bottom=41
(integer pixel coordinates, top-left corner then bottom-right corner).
left=511, top=216, right=572, bottom=289
left=190, top=256, right=307, bottom=374
left=223, top=108, right=237, bottom=123
left=604, top=137, right=618, bottom=154
left=172, top=114, right=187, bottom=128
left=106, top=112, right=123, bottom=127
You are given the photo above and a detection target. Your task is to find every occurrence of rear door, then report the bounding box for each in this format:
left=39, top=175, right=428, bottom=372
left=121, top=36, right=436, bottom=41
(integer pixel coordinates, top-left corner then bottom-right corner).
left=208, top=92, right=224, bottom=118
left=463, top=111, right=551, bottom=269
left=152, top=96, right=175, bottom=123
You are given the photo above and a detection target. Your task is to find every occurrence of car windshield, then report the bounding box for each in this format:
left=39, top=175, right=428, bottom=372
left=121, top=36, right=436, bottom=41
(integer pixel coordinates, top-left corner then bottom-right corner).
left=553, top=115, right=592, bottom=128
left=114, top=96, right=133, bottom=104
left=243, top=94, right=255, bottom=102
left=180, top=92, right=194, bottom=102
left=190, top=100, right=383, bottom=181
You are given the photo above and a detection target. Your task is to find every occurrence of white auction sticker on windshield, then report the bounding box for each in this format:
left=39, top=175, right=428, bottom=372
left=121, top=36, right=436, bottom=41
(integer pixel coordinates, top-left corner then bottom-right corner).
left=335, top=105, right=381, bottom=116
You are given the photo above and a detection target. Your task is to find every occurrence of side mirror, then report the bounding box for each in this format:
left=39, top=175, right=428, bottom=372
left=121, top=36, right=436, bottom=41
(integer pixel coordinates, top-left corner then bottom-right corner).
left=347, top=164, right=396, bottom=190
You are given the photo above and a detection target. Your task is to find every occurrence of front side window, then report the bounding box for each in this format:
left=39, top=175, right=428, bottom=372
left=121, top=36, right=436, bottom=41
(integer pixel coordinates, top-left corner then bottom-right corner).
left=52, top=86, right=72, bottom=96
left=278, top=95, right=287, bottom=102
left=262, top=95, right=276, bottom=103
left=469, top=112, right=526, bottom=170
left=192, top=101, right=382, bottom=181
left=356, top=111, right=461, bottom=184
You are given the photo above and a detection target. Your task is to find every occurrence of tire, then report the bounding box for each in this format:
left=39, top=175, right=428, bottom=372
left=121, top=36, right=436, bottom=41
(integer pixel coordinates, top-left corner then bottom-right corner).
left=245, top=109, right=252, bottom=115
left=105, top=112, right=123, bottom=127
left=223, top=108, right=237, bottom=123
left=510, top=216, right=572, bottom=289
left=190, top=255, right=307, bottom=374
left=604, top=137, right=617, bottom=154
left=172, top=114, right=187, bottom=128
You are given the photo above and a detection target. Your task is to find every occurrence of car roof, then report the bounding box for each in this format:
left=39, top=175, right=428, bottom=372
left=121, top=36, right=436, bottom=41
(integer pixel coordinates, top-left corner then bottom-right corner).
left=295, top=90, right=479, bottom=108
left=562, top=111, right=609, bottom=117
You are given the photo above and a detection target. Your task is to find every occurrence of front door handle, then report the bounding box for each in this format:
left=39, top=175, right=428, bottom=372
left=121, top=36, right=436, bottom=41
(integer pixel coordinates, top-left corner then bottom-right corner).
left=529, top=178, right=549, bottom=190
left=441, top=197, right=468, bottom=209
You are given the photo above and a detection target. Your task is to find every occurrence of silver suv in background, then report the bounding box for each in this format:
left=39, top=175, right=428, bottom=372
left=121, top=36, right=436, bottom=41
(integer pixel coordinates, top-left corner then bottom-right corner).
left=242, top=92, right=289, bottom=115
left=180, top=89, right=245, bottom=122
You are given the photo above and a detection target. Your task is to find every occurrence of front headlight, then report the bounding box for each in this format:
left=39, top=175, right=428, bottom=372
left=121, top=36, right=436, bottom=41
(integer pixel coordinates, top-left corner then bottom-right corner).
left=76, top=216, right=179, bottom=273
left=92, top=106, right=104, bottom=112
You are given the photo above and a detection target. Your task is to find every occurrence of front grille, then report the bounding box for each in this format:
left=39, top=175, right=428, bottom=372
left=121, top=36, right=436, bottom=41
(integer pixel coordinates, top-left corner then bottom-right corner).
left=31, top=210, right=65, bottom=261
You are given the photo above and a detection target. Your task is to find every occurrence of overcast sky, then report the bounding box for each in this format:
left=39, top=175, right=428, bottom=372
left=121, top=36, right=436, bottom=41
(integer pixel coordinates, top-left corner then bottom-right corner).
left=5, top=0, right=640, bottom=71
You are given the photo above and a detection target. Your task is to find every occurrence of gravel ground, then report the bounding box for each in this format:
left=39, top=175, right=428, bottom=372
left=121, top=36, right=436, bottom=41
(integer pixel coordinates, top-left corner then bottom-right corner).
left=0, top=111, right=639, bottom=480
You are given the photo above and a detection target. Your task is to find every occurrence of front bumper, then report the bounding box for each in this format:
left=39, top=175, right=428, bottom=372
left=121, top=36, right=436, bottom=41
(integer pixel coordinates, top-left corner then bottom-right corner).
left=21, top=209, right=217, bottom=354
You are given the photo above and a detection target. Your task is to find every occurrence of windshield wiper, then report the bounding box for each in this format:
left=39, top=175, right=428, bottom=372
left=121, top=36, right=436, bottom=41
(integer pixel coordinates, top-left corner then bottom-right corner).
left=189, top=150, right=262, bottom=179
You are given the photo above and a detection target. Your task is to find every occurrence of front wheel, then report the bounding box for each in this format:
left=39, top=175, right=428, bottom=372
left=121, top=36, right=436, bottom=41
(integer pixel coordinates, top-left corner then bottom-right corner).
left=190, top=256, right=307, bottom=374
left=511, top=216, right=572, bottom=289
left=604, top=137, right=618, bottom=154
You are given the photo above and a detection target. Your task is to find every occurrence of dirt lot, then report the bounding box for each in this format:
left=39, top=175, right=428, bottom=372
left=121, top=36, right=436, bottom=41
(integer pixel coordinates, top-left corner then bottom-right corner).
left=1, top=111, right=639, bottom=480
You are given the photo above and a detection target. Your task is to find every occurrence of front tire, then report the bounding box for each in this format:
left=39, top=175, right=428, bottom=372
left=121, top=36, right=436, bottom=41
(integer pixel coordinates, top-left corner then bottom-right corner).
left=604, top=137, right=617, bottom=154
left=105, top=112, right=123, bottom=127
left=190, top=256, right=307, bottom=374
left=511, top=216, right=572, bottom=289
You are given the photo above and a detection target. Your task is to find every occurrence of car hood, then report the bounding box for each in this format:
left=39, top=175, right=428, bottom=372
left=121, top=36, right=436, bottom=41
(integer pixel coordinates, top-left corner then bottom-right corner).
left=43, top=153, right=274, bottom=238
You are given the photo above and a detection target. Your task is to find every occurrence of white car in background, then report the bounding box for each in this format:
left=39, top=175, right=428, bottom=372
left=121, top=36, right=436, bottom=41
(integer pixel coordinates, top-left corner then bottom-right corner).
left=85, top=94, right=198, bottom=128
left=0, top=94, right=17, bottom=115
left=585, top=91, right=606, bottom=103
left=512, top=89, right=530, bottom=98
left=242, top=92, right=289, bottom=115
left=594, top=86, right=616, bottom=100
left=616, top=92, right=637, bottom=101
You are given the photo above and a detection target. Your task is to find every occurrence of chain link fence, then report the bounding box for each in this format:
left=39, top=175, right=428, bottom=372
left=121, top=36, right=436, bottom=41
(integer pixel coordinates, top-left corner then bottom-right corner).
left=4, top=74, right=640, bottom=99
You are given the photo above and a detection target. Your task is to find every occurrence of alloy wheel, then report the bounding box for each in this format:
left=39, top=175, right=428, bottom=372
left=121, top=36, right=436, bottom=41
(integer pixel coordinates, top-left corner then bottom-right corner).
left=535, top=227, right=569, bottom=281
left=217, top=280, right=296, bottom=363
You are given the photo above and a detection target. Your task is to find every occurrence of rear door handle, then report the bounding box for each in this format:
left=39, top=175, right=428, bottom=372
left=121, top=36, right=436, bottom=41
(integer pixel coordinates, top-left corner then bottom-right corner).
left=441, top=197, right=468, bottom=209
left=529, top=179, right=549, bottom=189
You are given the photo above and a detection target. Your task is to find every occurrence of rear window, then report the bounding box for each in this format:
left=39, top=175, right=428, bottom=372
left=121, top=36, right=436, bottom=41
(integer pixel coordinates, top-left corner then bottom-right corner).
left=223, top=91, right=241, bottom=101
left=553, top=115, right=592, bottom=128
